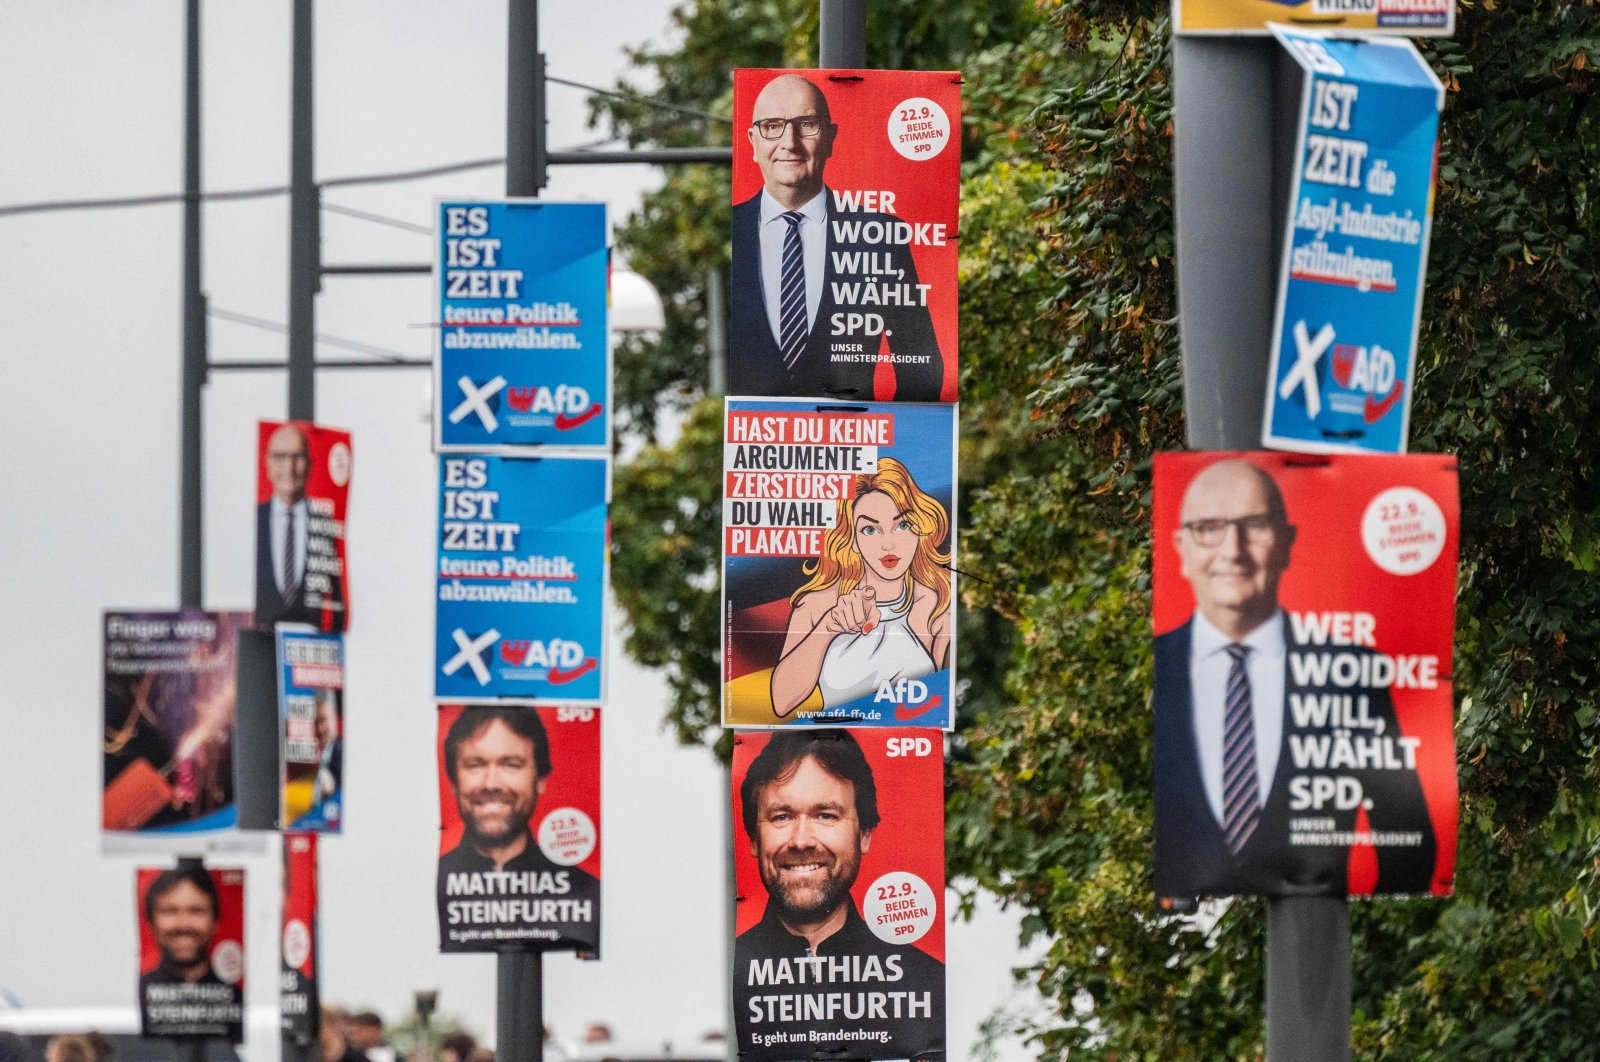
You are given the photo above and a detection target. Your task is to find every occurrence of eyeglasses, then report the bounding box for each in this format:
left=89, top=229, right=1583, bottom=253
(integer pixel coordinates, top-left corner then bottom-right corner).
left=1182, top=514, right=1280, bottom=547
left=750, top=116, right=824, bottom=140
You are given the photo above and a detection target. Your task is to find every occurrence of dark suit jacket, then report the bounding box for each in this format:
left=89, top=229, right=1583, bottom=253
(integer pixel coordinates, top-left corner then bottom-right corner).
left=255, top=500, right=343, bottom=629
left=731, top=189, right=943, bottom=400
left=1153, top=617, right=1437, bottom=899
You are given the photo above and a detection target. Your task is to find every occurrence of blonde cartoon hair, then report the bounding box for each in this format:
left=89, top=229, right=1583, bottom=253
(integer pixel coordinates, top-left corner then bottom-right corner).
left=790, top=457, right=951, bottom=622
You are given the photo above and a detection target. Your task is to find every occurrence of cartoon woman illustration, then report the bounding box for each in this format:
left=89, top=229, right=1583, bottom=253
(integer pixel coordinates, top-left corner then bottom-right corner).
left=770, top=458, right=951, bottom=717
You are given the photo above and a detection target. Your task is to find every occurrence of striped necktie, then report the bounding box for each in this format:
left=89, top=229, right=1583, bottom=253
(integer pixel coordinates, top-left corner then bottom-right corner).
left=1222, top=643, right=1262, bottom=855
left=282, top=507, right=299, bottom=604
left=778, top=210, right=808, bottom=369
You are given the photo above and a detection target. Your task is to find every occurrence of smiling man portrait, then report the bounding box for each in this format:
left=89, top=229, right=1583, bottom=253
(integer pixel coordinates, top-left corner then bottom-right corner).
left=1153, top=458, right=1436, bottom=900
left=731, top=73, right=942, bottom=400
left=435, top=705, right=599, bottom=953
left=733, top=730, right=944, bottom=1061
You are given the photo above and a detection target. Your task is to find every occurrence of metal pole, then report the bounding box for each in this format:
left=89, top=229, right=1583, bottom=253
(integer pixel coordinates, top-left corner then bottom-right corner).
left=179, top=0, right=205, bottom=609
left=819, top=0, right=867, bottom=68
left=506, top=0, right=546, bottom=196
left=706, top=268, right=727, bottom=397
left=1266, top=896, right=1352, bottom=1061
left=287, top=0, right=317, bottom=421
left=500, top=5, right=546, bottom=1061
left=1172, top=35, right=1354, bottom=1060
left=496, top=953, right=544, bottom=1062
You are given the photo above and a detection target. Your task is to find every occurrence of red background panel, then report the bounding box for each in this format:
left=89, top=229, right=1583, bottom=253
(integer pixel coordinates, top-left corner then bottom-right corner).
left=137, top=865, right=246, bottom=985
left=1152, top=451, right=1460, bottom=895
left=732, top=728, right=946, bottom=962
left=435, top=704, right=601, bottom=881
left=733, top=69, right=961, bottom=401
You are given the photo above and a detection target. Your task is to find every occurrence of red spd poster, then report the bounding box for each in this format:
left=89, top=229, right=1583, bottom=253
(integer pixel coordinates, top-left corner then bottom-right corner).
left=137, top=863, right=245, bottom=1041
left=732, top=729, right=945, bottom=1061
left=254, top=420, right=352, bottom=632
left=281, top=834, right=319, bottom=1044
left=1152, top=452, right=1458, bottom=902
left=732, top=68, right=960, bottom=403
left=436, top=704, right=601, bottom=954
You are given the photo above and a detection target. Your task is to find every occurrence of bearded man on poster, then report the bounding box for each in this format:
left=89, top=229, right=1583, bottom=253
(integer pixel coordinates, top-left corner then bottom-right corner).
left=734, top=731, right=944, bottom=1061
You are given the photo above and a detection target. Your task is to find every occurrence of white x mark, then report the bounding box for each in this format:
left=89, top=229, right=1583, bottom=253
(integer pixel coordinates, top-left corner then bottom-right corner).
left=442, top=627, right=500, bottom=686
left=448, top=375, right=508, bottom=433
left=1280, top=321, right=1334, bottom=420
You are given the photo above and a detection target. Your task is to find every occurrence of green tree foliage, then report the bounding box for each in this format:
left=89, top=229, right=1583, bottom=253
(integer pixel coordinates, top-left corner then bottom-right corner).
left=949, top=1, right=1600, bottom=1058
left=599, top=0, right=1050, bottom=737
left=603, top=0, right=1600, bottom=1057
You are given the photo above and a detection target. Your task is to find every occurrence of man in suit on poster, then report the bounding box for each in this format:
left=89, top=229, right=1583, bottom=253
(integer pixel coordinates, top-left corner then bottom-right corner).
left=256, top=422, right=339, bottom=628
left=731, top=73, right=942, bottom=400
left=1153, top=459, right=1436, bottom=900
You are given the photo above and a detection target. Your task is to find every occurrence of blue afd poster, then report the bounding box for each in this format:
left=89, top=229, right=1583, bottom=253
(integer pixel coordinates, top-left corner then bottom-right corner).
left=275, top=628, right=345, bottom=833
left=1263, top=30, right=1444, bottom=455
left=434, top=201, right=610, bottom=452
left=434, top=454, right=607, bottom=704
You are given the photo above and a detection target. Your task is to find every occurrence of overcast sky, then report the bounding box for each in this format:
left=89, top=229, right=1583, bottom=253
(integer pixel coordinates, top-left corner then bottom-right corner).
left=0, top=3, right=1042, bottom=1058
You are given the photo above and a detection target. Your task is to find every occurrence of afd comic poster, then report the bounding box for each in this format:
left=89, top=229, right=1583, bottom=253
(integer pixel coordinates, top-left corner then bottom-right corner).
left=1174, top=0, right=1453, bottom=35
left=103, top=611, right=253, bottom=836
left=137, top=863, right=246, bottom=1041
left=1263, top=31, right=1445, bottom=455
left=254, top=420, right=353, bottom=632
left=723, top=399, right=956, bottom=730
left=280, top=834, right=319, bottom=1044
left=731, top=69, right=960, bottom=402
left=434, top=201, right=610, bottom=451
left=1151, top=452, right=1459, bottom=903
left=276, top=630, right=345, bottom=833
left=434, top=454, right=607, bottom=705
left=732, top=728, right=945, bottom=1061
left=436, top=704, right=601, bottom=954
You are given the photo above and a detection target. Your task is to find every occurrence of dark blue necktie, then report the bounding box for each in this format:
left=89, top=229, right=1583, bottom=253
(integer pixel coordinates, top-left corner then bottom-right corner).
left=778, top=210, right=808, bottom=369
left=1222, top=643, right=1261, bottom=855
left=282, top=508, right=299, bottom=604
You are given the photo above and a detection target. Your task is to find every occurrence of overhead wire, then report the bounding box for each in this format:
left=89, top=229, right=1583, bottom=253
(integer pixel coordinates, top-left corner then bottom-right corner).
left=1, top=73, right=722, bottom=220
left=208, top=306, right=420, bottom=363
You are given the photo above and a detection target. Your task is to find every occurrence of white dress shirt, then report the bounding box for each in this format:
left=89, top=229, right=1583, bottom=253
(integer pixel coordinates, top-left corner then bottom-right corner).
left=1188, top=609, right=1285, bottom=827
left=758, top=188, right=827, bottom=347
left=269, top=496, right=309, bottom=595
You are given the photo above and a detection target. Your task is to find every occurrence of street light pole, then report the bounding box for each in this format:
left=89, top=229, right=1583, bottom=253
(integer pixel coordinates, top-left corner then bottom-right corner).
left=179, top=0, right=205, bottom=609
left=498, top=4, right=546, bottom=1062
left=288, top=0, right=318, bottom=421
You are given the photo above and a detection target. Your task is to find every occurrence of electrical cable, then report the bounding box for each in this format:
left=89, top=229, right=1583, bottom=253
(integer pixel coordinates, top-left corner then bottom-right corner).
left=208, top=306, right=420, bottom=362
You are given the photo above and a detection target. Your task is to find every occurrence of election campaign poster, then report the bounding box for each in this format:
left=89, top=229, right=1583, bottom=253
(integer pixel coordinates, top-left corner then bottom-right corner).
left=435, top=704, right=601, bottom=954
left=1263, top=30, right=1445, bottom=455
left=1174, top=0, right=1453, bottom=35
left=104, top=611, right=253, bottom=836
left=731, top=69, right=960, bottom=403
left=435, top=200, right=610, bottom=452
left=733, top=728, right=946, bottom=1061
left=255, top=420, right=353, bottom=631
left=723, top=399, right=957, bottom=730
left=435, top=454, right=607, bottom=705
left=281, top=834, right=320, bottom=1044
left=137, top=863, right=246, bottom=1041
left=1151, top=452, right=1459, bottom=903
left=276, top=629, right=345, bottom=833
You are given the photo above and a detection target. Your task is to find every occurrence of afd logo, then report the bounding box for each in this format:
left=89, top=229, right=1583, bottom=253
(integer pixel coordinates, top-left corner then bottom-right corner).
left=874, top=678, right=942, bottom=722
left=505, top=385, right=603, bottom=430
left=1330, top=341, right=1404, bottom=424
left=498, top=637, right=597, bottom=685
